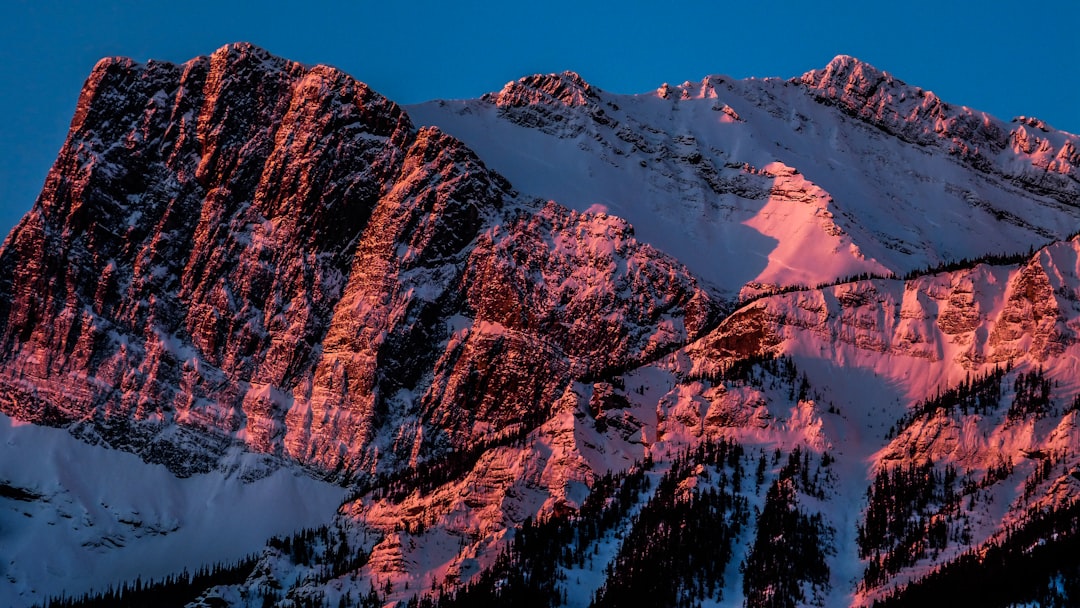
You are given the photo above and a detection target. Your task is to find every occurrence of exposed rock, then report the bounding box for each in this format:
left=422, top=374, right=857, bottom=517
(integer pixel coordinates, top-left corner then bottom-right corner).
left=0, top=44, right=717, bottom=478
left=801, top=55, right=1080, bottom=203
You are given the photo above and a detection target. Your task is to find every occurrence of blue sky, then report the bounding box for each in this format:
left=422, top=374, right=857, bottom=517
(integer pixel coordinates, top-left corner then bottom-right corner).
left=1, top=0, right=1077, bottom=238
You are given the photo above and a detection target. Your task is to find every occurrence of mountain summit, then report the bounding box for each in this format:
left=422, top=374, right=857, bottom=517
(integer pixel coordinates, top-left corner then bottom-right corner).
left=486, top=70, right=600, bottom=108
left=4, top=44, right=1080, bottom=607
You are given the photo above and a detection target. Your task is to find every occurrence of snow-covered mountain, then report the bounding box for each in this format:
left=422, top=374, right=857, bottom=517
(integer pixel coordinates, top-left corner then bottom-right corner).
left=409, top=55, right=1080, bottom=300
left=3, top=43, right=1080, bottom=607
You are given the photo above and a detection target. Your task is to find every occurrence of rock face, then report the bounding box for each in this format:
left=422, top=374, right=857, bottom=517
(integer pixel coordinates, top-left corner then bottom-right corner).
left=696, top=241, right=1078, bottom=370
left=0, top=43, right=717, bottom=477
left=801, top=55, right=1080, bottom=202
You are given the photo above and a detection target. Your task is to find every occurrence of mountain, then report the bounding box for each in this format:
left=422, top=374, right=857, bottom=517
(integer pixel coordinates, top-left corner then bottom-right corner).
left=409, top=55, right=1080, bottom=299
left=0, top=42, right=715, bottom=477
left=0, top=42, right=715, bottom=606
left=3, top=43, right=1080, bottom=607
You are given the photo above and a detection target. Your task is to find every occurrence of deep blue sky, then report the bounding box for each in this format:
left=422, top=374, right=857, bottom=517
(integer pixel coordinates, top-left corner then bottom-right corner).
left=1, top=1, right=1077, bottom=238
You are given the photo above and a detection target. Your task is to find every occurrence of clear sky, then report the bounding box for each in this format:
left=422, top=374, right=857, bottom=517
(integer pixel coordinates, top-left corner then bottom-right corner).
left=1, top=0, right=1077, bottom=239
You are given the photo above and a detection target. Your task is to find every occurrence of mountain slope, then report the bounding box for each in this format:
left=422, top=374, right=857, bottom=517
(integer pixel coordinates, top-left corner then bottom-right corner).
left=0, top=412, right=345, bottom=608
left=241, top=237, right=1080, bottom=608
left=674, top=238, right=1080, bottom=605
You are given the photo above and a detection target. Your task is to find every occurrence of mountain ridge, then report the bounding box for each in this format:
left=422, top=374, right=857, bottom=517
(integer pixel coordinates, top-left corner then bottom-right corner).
left=409, top=53, right=1080, bottom=303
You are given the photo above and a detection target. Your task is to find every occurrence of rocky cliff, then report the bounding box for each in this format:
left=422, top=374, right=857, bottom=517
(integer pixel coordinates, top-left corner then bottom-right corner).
left=0, top=43, right=717, bottom=479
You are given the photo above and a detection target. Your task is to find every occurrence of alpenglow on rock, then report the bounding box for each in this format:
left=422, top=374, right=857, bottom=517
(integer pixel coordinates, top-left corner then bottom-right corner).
left=0, top=42, right=717, bottom=478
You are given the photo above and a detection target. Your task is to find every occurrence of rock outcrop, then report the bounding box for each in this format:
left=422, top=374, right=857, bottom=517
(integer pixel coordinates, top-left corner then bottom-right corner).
left=801, top=55, right=1080, bottom=202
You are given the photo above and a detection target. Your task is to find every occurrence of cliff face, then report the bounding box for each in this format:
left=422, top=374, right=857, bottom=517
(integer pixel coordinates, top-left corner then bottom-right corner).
left=691, top=243, right=1075, bottom=372
left=0, top=43, right=716, bottom=477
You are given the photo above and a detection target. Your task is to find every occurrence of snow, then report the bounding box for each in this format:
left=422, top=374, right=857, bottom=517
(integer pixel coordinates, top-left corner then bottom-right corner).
left=0, top=412, right=346, bottom=608
left=408, top=72, right=1080, bottom=301
left=558, top=466, right=664, bottom=608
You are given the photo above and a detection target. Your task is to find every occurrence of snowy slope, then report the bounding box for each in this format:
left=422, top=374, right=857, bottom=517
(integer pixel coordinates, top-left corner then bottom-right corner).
left=0, top=412, right=346, bottom=608
left=408, top=57, right=1080, bottom=300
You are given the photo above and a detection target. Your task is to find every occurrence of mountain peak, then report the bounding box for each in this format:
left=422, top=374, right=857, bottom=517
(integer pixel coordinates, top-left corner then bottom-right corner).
left=824, top=53, right=878, bottom=71
left=206, top=41, right=273, bottom=61
left=211, top=40, right=272, bottom=57
left=795, top=52, right=1028, bottom=176
left=484, top=70, right=600, bottom=108
left=90, top=42, right=289, bottom=76
left=800, top=54, right=894, bottom=96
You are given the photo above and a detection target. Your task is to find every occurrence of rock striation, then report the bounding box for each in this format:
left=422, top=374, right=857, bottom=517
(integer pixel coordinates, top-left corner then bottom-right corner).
left=0, top=43, right=717, bottom=477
